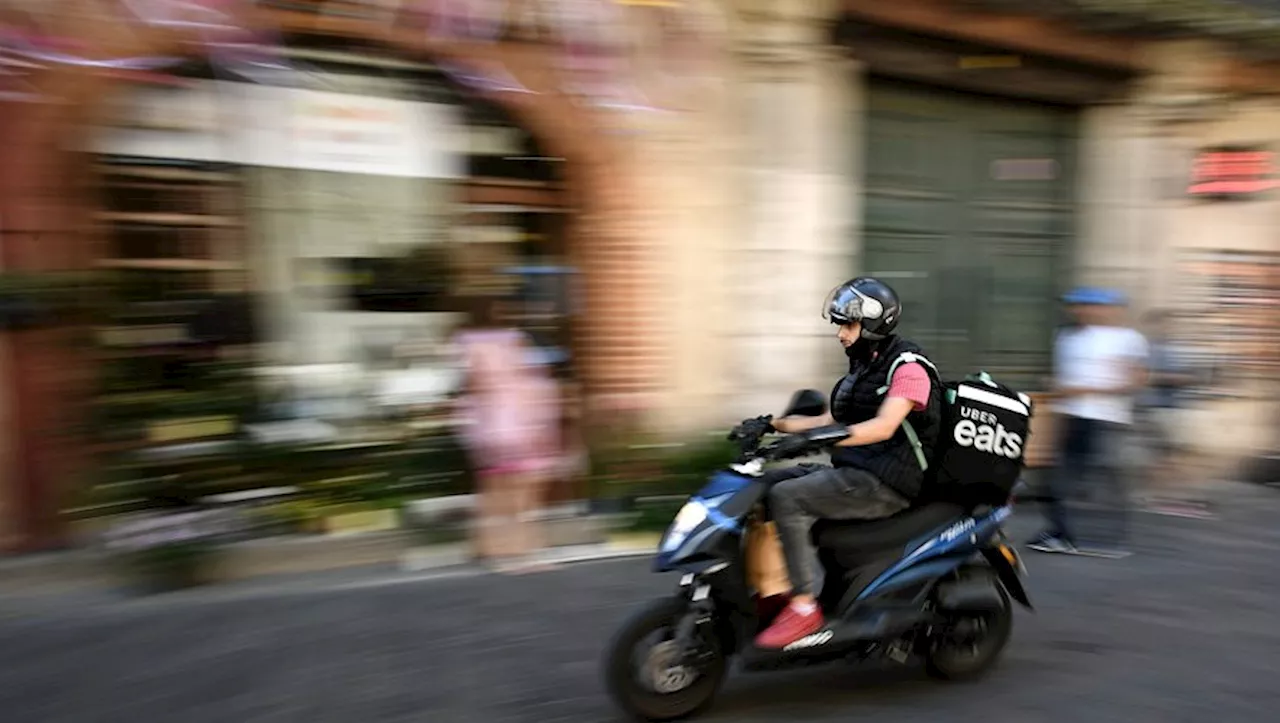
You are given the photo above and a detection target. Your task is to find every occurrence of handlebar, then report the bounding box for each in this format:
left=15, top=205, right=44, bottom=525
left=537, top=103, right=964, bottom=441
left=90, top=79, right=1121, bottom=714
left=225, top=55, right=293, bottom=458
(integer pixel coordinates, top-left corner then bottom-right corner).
left=731, top=422, right=852, bottom=465
left=733, top=437, right=803, bottom=465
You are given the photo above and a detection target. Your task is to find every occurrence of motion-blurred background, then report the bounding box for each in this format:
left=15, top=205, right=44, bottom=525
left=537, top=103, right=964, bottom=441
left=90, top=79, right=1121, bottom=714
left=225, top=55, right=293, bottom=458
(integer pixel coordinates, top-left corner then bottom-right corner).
left=0, top=2, right=1278, bottom=720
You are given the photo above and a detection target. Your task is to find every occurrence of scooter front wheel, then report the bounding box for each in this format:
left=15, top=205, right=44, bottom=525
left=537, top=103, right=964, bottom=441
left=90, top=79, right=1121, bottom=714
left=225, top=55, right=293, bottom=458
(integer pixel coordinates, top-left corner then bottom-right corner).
left=603, top=596, right=727, bottom=722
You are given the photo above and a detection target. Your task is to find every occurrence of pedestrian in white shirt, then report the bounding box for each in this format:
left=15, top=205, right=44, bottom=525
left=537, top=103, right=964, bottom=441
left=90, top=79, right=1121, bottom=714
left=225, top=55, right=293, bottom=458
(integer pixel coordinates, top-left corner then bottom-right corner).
left=1028, top=288, right=1149, bottom=555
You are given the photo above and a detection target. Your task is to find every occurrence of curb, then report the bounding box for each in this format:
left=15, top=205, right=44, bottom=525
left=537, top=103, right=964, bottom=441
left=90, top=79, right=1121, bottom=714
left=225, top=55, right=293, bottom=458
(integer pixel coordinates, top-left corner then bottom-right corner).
left=0, top=528, right=662, bottom=600
left=399, top=534, right=661, bottom=571
left=0, top=541, right=662, bottom=611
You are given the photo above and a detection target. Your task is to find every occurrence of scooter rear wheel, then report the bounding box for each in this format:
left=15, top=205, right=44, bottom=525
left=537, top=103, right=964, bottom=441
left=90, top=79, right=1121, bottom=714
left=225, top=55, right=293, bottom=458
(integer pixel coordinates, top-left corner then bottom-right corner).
left=604, top=597, right=727, bottom=722
left=924, top=585, right=1013, bottom=681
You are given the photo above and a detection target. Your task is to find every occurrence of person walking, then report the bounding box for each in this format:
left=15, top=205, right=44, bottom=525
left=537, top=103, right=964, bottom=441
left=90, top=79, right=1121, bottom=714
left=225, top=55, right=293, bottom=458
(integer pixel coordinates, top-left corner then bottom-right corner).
left=1028, top=287, right=1148, bottom=556
left=452, top=296, right=562, bottom=573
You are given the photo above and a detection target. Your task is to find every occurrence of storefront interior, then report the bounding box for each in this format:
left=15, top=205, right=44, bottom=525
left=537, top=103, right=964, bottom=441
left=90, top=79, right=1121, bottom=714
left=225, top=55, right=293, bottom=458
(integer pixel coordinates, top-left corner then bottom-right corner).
left=87, top=42, right=576, bottom=449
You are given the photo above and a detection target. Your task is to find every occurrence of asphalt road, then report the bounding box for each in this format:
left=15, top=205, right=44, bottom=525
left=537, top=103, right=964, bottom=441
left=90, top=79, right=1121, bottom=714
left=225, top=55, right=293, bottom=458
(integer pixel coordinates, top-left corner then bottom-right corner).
left=2, top=484, right=1279, bottom=723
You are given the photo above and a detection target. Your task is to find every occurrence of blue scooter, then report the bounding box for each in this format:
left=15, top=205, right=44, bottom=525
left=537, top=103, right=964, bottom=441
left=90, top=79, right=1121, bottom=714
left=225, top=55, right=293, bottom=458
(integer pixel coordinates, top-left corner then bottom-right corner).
left=604, top=390, right=1032, bottom=721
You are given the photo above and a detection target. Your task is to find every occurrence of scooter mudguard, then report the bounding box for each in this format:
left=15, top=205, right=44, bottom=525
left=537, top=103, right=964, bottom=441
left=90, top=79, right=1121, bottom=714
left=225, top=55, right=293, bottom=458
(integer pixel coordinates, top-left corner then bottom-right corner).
left=981, top=545, right=1033, bottom=610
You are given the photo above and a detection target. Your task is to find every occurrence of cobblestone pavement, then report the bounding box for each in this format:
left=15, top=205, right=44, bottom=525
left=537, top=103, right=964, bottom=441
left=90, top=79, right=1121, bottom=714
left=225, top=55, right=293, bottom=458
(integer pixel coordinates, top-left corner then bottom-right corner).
left=2, top=484, right=1278, bottom=723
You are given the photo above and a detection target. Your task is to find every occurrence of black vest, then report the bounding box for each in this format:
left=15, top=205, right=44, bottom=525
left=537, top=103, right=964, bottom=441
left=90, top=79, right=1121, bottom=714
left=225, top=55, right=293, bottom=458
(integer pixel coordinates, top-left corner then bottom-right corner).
left=828, top=336, right=942, bottom=501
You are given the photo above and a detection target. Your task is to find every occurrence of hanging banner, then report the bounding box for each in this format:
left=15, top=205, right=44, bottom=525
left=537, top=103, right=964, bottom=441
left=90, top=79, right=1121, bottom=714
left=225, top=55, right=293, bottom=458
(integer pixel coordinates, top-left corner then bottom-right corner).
left=282, top=88, right=461, bottom=177
left=89, top=80, right=464, bottom=179
left=247, top=83, right=464, bottom=177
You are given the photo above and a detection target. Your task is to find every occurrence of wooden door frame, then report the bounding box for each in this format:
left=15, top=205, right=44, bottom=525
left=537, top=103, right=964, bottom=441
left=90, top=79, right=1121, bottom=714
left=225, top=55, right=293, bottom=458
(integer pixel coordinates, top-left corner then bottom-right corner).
left=843, top=0, right=1140, bottom=72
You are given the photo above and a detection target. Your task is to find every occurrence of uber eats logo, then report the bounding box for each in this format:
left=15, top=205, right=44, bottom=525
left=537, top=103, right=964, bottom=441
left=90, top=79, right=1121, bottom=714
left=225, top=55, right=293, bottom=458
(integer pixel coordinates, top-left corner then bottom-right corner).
left=953, top=406, right=1023, bottom=459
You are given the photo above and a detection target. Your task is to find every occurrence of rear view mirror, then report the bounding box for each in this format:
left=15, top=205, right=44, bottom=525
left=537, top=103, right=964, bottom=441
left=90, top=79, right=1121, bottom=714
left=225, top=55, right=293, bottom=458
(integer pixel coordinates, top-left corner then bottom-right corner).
left=783, top=389, right=827, bottom=418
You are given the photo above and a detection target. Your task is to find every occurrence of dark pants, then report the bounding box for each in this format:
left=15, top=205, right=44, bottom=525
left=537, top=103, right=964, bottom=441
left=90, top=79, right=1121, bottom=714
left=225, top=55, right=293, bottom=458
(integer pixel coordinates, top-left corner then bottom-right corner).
left=1136, top=403, right=1180, bottom=457
left=1043, top=416, right=1130, bottom=546
left=765, top=464, right=909, bottom=597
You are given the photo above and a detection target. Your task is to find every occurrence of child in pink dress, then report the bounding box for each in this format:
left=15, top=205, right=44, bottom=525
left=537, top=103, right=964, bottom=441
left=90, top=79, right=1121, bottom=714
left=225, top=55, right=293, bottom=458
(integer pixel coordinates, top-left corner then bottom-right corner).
left=453, top=317, right=561, bottom=573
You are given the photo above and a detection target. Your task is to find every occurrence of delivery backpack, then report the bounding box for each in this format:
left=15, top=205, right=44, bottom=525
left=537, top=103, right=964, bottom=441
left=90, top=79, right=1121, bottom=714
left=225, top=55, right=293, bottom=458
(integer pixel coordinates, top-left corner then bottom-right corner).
left=880, top=352, right=1034, bottom=508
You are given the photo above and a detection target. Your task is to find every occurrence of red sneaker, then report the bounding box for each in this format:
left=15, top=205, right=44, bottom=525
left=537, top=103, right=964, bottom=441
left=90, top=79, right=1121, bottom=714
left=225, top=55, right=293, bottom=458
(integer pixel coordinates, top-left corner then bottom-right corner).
left=754, top=600, right=824, bottom=649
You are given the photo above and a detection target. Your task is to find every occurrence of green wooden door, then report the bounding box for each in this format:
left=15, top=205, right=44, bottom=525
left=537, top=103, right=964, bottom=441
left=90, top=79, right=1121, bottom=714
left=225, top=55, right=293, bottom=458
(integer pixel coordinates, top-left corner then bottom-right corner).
left=863, top=82, right=1076, bottom=389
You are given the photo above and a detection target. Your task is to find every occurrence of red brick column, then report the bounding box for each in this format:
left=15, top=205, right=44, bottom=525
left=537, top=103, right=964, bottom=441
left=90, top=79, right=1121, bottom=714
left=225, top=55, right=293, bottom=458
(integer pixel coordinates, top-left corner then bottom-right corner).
left=0, top=58, right=107, bottom=550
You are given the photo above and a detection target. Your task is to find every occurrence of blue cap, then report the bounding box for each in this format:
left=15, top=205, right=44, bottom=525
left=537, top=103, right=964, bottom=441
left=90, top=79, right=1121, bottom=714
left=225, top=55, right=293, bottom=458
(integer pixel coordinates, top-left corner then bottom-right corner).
left=1062, top=287, right=1127, bottom=306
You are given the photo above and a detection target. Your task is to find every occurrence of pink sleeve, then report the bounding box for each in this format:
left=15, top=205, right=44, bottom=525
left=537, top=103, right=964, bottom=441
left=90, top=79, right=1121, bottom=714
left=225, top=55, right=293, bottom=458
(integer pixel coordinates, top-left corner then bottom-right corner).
left=887, top=362, right=932, bottom=412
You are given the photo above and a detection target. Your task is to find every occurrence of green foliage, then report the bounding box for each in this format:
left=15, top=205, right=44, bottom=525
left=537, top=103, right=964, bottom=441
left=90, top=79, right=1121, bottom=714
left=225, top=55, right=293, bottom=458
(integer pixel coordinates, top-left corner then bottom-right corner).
left=587, top=430, right=738, bottom=501
left=658, top=436, right=739, bottom=491
left=0, top=271, right=112, bottom=329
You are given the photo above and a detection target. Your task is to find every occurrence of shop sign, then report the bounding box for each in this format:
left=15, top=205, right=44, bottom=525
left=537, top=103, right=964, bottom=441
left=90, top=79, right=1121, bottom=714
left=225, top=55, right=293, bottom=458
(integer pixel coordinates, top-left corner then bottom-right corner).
left=245, top=84, right=463, bottom=177
left=1188, top=147, right=1280, bottom=198
left=288, top=92, right=414, bottom=176
left=91, top=81, right=464, bottom=179
left=223, top=84, right=462, bottom=177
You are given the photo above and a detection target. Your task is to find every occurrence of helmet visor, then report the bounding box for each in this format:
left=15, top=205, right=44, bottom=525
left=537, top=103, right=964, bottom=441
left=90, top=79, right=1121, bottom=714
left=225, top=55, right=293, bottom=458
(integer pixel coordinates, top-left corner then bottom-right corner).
left=823, top=284, right=884, bottom=325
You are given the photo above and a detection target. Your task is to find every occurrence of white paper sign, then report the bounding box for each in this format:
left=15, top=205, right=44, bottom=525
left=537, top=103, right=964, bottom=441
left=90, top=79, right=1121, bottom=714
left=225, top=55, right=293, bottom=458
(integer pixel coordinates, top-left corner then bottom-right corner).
left=90, top=80, right=464, bottom=179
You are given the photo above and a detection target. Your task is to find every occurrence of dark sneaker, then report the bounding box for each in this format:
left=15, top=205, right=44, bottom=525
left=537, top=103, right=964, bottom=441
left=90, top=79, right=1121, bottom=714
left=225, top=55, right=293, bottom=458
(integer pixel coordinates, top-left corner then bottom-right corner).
left=754, top=601, right=824, bottom=649
left=755, top=594, right=791, bottom=626
left=1027, top=534, right=1078, bottom=554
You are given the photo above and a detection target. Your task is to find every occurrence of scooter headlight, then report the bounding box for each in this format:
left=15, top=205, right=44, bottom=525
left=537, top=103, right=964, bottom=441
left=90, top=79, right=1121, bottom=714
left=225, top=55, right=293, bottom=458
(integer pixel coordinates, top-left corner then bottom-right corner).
left=661, top=500, right=709, bottom=552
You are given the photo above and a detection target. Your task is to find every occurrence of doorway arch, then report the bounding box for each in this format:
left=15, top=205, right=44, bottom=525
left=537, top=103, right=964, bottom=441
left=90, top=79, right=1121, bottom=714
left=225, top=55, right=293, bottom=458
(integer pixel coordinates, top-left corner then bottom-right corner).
left=0, top=8, right=652, bottom=551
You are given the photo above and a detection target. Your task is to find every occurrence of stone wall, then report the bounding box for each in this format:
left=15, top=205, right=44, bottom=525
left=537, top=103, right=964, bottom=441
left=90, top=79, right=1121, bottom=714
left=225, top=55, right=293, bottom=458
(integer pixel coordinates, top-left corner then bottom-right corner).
left=722, top=0, right=861, bottom=420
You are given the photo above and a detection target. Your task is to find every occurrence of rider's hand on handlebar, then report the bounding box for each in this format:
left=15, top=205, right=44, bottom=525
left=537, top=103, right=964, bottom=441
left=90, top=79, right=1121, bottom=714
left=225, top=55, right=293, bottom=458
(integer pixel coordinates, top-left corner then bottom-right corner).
left=727, top=414, right=773, bottom=443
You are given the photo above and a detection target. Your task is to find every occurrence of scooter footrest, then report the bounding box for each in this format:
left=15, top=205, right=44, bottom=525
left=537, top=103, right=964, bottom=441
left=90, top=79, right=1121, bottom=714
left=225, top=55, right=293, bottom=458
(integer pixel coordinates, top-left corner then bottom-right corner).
left=841, top=609, right=925, bottom=640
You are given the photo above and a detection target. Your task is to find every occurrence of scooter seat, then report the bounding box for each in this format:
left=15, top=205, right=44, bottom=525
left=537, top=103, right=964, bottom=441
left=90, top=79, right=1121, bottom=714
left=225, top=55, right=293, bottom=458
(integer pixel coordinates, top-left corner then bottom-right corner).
left=810, top=502, right=967, bottom=555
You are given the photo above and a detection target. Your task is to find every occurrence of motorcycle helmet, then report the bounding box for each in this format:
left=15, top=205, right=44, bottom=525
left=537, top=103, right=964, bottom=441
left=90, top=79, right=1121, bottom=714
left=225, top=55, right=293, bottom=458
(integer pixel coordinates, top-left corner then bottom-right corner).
left=822, top=277, right=902, bottom=341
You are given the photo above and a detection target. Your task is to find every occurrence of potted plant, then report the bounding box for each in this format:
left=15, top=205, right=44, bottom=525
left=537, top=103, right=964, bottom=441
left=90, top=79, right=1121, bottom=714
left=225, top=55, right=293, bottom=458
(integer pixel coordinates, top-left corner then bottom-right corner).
left=101, top=505, right=234, bottom=593
left=87, top=455, right=240, bottom=594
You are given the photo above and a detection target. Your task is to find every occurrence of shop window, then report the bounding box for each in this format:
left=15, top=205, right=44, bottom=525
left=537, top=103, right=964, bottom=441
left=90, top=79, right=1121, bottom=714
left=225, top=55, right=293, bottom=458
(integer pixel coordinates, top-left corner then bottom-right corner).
left=97, top=158, right=246, bottom=278
left=312, top=248, right=454, bottom=313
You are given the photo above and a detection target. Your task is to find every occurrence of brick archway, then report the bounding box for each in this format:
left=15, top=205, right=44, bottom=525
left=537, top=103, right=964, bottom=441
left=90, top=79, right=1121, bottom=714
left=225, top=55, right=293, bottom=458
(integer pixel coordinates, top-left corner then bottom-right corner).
left=0, top=9, right=655, bottom=551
